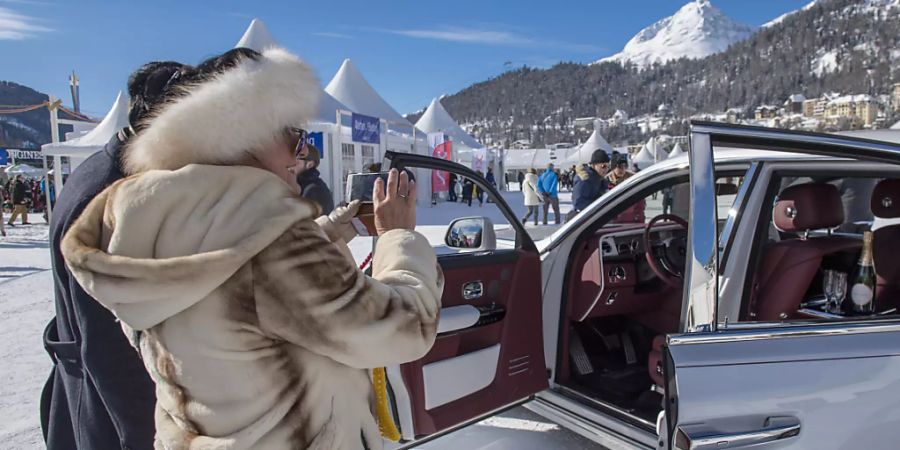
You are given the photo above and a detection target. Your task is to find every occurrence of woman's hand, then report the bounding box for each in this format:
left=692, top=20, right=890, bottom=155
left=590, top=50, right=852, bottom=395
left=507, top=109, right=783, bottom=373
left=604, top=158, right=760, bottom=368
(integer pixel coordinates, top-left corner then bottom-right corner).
left=374, top=169, right=416, bottom=235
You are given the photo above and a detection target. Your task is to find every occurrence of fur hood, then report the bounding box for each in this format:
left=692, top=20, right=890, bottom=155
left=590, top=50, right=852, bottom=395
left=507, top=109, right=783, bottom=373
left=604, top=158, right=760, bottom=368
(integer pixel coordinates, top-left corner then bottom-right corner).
left=61, top=165, right=317, bottom=330
left=124, top=48, right=320, bottom=174
left=575, top=164, right=592, bottom=181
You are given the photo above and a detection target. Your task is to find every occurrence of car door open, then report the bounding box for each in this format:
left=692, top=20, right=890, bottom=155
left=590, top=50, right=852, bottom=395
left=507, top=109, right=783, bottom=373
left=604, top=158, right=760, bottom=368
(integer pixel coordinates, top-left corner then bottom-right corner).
left=665, top=122, right=900, bottom=450
left=377, top=151, right=548, bottom=446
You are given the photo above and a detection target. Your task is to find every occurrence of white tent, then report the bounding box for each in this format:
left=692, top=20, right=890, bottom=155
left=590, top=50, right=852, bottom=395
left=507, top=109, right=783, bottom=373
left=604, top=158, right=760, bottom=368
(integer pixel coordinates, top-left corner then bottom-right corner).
left=891, top=120, right=900, bottom=130
left=43, top=91, right=128, bottom=162
left=632, top=144, right=656, bottom=169
left=668, top=142, right=686, bottom=158
left=414, top=98, right=482, bottom=151
left=236, top=18, right=278, bottom=51
left=325, top=59, right=411, bottom=126
left=564, top=123, right=615, bottom=166
left=647, top=137, right=669, bottom=162
left=235, top=19, right=350, bottom=124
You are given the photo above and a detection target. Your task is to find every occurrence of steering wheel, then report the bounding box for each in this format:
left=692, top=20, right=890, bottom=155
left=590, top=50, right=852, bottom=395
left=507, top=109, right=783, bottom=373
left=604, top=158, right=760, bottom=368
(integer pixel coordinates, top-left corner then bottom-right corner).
left=643, top=214, right=689, bottom=287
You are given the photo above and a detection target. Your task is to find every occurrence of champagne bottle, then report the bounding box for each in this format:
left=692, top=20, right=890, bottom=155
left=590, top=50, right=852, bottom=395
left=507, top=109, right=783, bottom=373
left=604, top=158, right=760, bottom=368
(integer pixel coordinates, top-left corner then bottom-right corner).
left=848, top=231, right=876, bottom=314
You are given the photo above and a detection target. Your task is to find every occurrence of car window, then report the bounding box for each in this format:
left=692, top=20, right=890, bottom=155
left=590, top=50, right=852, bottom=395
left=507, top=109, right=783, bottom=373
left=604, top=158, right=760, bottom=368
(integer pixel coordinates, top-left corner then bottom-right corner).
left=735, top=173, right=900, bottom=324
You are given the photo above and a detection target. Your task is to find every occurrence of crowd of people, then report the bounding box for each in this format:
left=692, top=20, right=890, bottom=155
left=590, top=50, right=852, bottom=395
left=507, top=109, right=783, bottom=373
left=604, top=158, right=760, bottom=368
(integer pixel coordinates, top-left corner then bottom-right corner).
left=0, top=174, right=55, bottom=235
left=515, top=150, right=634, bottom=226
left=446, top=167, right=495, bottom=207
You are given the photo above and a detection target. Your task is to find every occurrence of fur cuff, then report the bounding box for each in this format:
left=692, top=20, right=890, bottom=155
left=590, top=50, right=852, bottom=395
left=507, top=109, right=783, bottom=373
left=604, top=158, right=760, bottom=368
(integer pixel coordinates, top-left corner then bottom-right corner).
left=124, top=48, right=320, bottom=173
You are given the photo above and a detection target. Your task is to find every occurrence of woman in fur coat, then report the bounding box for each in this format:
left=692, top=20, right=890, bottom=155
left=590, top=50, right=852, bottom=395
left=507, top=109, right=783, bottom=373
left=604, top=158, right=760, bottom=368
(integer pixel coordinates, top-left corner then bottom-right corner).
left=61, top=48, right=444, bottom=450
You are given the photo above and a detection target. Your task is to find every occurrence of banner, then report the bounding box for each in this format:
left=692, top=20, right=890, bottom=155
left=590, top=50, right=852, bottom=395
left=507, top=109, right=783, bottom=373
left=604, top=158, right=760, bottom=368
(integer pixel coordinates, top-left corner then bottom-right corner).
left=351, top=113, right=381, bottom=144
left=0, top=149, right=8, bottom=166
left=471, top=147, right=487, bottom=174
left=428, top=132, right=452, bottom=193
left=307, top=132, right=324, bottom=159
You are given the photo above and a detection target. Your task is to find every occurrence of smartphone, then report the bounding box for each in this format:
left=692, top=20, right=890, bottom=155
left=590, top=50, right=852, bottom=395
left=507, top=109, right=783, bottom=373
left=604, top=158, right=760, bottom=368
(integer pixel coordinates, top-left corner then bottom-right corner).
left=346, top=172, right=390, bottom=203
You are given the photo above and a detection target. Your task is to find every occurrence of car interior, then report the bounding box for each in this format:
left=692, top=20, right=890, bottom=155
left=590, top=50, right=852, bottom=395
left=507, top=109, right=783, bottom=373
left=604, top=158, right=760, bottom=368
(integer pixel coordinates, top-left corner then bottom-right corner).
left=555, top=169, right=900, bottom=429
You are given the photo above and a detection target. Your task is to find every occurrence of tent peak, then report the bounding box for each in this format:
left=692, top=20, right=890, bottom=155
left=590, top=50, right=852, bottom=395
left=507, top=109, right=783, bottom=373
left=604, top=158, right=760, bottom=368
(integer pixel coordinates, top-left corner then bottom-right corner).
left=236, top=18, right=278, bottom=51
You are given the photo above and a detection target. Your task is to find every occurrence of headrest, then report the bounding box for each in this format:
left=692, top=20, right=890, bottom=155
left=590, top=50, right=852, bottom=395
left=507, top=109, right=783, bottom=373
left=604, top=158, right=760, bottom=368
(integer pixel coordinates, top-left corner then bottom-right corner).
left=773, top=183, right=844, bottom=233
left=871, top=179, right=900, bottom=218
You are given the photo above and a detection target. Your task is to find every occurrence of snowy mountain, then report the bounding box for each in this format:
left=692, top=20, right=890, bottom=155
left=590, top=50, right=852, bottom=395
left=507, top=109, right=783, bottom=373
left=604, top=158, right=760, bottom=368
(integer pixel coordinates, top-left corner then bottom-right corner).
left=762, top=0, right=821, bottom=28
left=595, top=0, right=755, bottom=68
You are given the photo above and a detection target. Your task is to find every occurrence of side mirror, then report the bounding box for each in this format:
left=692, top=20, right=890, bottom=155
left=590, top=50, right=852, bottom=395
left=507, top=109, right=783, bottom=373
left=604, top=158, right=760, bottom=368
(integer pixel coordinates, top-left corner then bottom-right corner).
left=445, top=217, right=496, bottom=251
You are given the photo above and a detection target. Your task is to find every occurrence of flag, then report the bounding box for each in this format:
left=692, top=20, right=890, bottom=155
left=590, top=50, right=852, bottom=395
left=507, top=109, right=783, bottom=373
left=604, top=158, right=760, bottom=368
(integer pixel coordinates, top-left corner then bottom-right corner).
left=429, top=133, right=452, bottom=193
left=471, top=148, right=487, bottom=174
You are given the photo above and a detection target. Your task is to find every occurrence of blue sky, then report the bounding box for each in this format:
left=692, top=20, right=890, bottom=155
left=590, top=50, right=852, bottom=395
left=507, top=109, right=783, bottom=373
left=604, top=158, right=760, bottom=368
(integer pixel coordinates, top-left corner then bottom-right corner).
left=1, top=0, right=811, bottom=118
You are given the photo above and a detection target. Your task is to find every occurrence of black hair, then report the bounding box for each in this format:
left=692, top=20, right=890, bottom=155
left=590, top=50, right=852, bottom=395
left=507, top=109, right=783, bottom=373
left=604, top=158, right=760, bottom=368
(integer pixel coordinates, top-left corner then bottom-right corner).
left=126, top=48, right=262, bottom=133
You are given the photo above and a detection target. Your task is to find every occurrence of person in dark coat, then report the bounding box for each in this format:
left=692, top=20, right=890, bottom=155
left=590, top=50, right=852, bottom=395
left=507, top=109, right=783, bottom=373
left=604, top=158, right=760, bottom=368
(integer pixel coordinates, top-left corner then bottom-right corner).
left=296, top=143, right=334, bottom=215
left=462, top=177, right=475, bottom=206
left=517, top=171, right=524, bottom=190
left=448, top=172, right=458, bottom=202
left=41, top=59, right=189, bottom=450
left=571, top=149, right=610, bottom=218
left=7, top=175, right=30, bottom=225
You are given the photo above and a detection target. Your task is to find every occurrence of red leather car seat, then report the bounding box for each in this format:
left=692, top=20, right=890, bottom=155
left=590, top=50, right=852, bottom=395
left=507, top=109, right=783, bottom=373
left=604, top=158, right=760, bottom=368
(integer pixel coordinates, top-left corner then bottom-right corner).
left=871, top=179, right=900, bottom=309
left=751, top=183, right=860, bottom=321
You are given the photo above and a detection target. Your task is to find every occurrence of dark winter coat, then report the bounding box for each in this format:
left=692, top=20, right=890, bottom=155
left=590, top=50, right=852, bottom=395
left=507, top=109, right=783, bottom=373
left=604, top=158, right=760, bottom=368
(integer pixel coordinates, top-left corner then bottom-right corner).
left=297, top=168, right=334, bottom=215
left=572, top=165, right=608, bottom=212
left=42, top=132, right=156, bottom=450
left=12, top=179, right=28, bottom=204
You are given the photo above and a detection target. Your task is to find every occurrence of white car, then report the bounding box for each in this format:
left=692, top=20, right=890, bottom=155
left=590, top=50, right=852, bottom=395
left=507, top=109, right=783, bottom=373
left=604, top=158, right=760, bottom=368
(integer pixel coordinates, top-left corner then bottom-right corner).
left=378, top=122, right=900, bottom=450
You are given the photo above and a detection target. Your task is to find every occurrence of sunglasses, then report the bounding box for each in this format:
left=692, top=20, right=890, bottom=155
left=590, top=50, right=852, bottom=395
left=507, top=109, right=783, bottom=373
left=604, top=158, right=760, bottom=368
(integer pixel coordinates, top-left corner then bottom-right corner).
left=289, top=127, right=310, bottom=161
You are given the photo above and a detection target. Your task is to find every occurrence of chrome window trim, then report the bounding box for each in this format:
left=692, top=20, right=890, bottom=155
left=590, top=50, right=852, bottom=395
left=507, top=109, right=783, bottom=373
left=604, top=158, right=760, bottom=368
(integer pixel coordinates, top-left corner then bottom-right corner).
left=716, top=162, right=760, bottom=271
left=682, top=131, right=719, bottom=333
left=668, top=318, right=900, bottom=346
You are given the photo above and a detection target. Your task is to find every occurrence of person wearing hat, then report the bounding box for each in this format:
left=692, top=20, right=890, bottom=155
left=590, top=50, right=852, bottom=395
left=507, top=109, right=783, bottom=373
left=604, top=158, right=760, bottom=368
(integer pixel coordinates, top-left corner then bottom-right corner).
left=296, top=142, right=334, bottom=215
left=60, top=48, right=443, bottom=449
left=606, top=153, right=633, bottom=188
left=537, top=162, right=561, bottom=225
left=571, top=149, right=610, bottom=217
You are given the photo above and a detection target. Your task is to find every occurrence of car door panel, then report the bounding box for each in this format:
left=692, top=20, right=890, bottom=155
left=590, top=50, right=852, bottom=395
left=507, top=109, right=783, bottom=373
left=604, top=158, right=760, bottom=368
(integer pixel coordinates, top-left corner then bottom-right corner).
left=381, top=152, right=547, bottom=442
left=667, top=328, right=900, bottom=449
left=400, top=249, right=546, bottom=435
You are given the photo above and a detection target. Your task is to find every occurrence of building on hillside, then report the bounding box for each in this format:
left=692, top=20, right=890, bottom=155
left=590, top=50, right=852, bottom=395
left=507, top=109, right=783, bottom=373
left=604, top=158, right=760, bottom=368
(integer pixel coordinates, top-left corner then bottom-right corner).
left=611, top=109, right=629, bottom=125
left=574, top=117, right=597, bottom=129
left=657, top=103, right=671, bottom=117
left=802, top=98, right=818, bottom=117
left=755, top=105, right=779, bottom=120
left=825, top=94, right=879, bottom=127
left=892, top=83, right=900, bottom=112
left=511, top=139, right=532, bottom=149
left=784, top=94, right=806, bottom=114
left=726, top=107, right=744, bottom=124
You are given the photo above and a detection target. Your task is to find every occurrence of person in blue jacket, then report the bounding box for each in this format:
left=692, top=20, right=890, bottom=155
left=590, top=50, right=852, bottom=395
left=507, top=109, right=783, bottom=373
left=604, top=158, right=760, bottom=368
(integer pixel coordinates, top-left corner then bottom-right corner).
left=537, top=163, right=561, bottom=225
left=571, top=149, right=610, bottom=219
left=41, top=58, right=193, bottom=450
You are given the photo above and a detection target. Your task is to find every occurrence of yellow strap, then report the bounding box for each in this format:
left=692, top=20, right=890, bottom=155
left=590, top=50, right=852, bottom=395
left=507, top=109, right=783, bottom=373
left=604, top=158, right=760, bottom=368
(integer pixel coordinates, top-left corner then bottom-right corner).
left=372, top=367, right=401, bottom=442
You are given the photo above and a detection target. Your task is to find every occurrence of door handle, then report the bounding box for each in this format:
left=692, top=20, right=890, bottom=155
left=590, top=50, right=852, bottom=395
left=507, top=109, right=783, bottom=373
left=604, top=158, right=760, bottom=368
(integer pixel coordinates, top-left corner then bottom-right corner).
left=462, top=281, right=483, bottom=300
left=676, top=416, right=800, bottom=450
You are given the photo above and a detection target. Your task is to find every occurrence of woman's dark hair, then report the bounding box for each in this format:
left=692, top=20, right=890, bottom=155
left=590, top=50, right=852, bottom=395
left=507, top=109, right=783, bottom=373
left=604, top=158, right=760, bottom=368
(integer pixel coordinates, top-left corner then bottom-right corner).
left=127, top=48, right=262, bottom=132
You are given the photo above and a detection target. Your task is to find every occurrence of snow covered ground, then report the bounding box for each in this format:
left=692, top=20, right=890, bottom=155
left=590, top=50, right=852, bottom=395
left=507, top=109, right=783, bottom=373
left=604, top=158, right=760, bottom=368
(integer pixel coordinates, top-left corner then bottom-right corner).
left=0, top=188, right=586, bottom=449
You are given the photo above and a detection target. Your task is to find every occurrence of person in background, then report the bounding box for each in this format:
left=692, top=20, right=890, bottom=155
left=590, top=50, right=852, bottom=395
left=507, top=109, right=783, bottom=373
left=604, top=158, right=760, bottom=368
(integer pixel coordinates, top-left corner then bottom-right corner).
left=42, top=59, right=189, bottom=450
left=475, top=172, right=485, bottom=207
left=485, top=168, right=496, bottom=203
left=537, top=163, right=560, bottom=225
left=296, top=142, right=334, bottom=215
left=462, top=177, right=474, bottom=206
left=571, top=149, right=610, bottom=219
left=448, top=172, right=458, bottom=202
left=61, top=47, right=443, bottom=450
left=517, top=170, right=525, bottom=191
left=606, top=153, right=633, bottom=188
left=7, top=175, right=30, bottom=226
left=521, top=168, right=541, bottom=226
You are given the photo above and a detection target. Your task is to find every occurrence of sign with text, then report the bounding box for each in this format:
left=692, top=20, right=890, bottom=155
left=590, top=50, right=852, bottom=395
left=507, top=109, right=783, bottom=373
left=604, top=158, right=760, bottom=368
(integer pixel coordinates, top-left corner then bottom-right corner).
left=351, top=113, right=381, bottom=144
left=7, top=149, right=43, bottom=161
left=307, top=132, right=324, bottom=159
left=428, top=132, right=453, bottom=193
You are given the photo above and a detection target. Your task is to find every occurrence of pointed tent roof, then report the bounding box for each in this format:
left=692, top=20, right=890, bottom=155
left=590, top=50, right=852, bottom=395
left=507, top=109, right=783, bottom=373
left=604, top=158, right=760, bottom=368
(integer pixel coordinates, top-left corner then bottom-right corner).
left=668, top=142, right=685, bottom=158
left=234, top=19, right=349, bottom=123
left=647, top=137, right=669, bottom=162
left=236, top=18, right=278, bottom=51
left=564, top=124, right=615, bottom=165
left=891, top=119, right=900, bottom=130
left=632, top=143, right=656, bottom=168
left=43, top=91, right=129, bottom=157
left=325, top=59, right=409, bottom=125
left=414, top=98, right=482, bottom=149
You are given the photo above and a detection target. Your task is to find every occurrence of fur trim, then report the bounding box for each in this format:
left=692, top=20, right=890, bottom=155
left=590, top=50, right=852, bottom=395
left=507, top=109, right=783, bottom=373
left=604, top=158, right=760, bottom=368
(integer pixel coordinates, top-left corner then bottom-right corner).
left=124, top=48, right=320, bottom=173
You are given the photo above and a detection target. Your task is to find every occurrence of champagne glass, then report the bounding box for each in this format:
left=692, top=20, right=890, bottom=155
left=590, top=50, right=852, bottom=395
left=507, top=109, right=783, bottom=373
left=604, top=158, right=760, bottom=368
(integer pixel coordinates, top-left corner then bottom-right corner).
left=832, top=272, right=847, bottom=314
left=822, top=270, right=836, bottom=312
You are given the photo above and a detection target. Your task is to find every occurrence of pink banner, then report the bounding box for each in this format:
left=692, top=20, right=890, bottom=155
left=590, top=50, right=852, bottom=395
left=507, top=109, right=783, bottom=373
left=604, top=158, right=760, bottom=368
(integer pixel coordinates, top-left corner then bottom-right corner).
left=429, top=133, right=453, bottom=193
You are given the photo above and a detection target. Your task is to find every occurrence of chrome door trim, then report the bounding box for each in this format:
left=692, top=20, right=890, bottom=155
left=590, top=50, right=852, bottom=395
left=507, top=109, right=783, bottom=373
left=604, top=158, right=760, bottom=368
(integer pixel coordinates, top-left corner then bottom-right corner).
left=682, top=131, right=719, bottom=333
left=716, top=162, right=760, bottom=272
left=675, top=416, right=800, bottom=450
left=668, top=319, right=900, bottom=346
left=553, top=384, right=657, bottom=431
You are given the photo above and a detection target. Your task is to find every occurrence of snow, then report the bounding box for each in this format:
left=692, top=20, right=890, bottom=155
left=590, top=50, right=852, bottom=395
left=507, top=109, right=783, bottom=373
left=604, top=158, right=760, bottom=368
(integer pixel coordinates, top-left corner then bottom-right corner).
left=0, top=189, right=574, bottom=448
left=595, top=0, right=755, bottom=68
left=763, top=0, right=821, bottom=28
left=0, top=222, right=53, bottom=449
left=812, top=50, right=840, bottom=76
